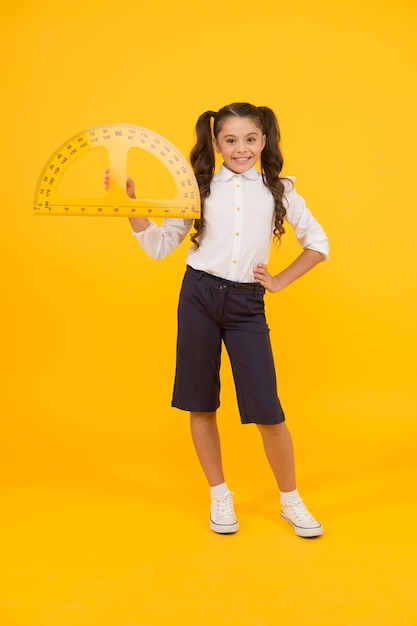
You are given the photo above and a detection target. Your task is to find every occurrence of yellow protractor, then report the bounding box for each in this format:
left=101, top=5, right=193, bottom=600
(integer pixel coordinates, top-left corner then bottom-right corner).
left=33, top=124, right=201, bottom=219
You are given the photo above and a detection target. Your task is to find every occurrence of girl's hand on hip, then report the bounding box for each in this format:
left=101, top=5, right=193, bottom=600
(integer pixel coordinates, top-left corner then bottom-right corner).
left=103, top=168, right=136, bottom=199
left=253, top=263, right=282, bottom=293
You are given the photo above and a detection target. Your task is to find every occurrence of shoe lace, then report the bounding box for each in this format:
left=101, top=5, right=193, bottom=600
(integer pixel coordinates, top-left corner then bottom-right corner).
left=283, top=499, right=316, bottom=522
left=212, top=492, right=235, bottom=519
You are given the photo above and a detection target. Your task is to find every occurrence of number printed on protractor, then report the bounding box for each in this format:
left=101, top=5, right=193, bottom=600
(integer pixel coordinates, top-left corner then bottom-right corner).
left=33, top=124, right=201, bottom=219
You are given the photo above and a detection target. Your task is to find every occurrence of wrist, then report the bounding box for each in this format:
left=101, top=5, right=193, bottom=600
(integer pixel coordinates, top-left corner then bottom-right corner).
left=274, top=274, right=285, bottom=292
left=129, top=217, right=150, bottom=233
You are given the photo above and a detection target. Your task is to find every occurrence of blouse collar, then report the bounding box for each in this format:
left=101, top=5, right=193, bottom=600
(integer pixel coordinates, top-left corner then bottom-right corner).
left=215, top=164, right=259, bottom=182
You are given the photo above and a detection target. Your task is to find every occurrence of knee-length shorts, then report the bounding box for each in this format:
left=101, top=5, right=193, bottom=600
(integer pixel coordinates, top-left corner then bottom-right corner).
left=171, top=266, right=285, bottom=425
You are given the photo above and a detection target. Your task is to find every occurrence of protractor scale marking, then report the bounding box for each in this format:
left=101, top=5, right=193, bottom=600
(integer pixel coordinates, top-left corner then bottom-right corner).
left=33, top=124, right=201, bottom=219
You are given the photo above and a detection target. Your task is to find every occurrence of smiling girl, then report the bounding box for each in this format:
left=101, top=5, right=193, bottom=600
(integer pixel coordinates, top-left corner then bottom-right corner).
left=105, top=102, right=329, bottom=537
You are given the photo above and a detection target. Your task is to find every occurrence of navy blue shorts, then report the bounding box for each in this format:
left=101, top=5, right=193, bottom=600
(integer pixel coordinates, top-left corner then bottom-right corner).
left=171, top=266, right=285, bottom=425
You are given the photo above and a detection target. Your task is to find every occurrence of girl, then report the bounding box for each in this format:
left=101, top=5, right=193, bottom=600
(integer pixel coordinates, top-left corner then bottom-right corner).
left=105, top=103, right=329, bottom=538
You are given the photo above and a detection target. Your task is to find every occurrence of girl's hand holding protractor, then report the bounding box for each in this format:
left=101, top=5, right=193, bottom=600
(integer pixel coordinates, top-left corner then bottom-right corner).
left=104, top=168, right=150, bottom=233
left=103, top=168, right=136, bottom=198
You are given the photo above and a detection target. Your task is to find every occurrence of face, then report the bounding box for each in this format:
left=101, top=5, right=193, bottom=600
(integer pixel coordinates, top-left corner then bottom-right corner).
left=213, top=116, right=266, bottom=174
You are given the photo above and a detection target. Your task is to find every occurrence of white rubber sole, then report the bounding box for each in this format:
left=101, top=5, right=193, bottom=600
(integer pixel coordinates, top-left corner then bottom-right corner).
left=280, top=511, right=323, bottom=538
left=209, top=519, right=239, bottom=534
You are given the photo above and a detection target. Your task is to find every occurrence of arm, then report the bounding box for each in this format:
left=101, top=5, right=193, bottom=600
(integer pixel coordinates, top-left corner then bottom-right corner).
left=103, top=168, right=191, bottom=258
left=254, top=178, right=329, bottom=292
left=253, top=249, right=325, bottom=293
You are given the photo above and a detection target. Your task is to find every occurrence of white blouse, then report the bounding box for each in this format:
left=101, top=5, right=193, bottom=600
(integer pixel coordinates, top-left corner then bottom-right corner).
left=134, top=165, right=329, bottom=283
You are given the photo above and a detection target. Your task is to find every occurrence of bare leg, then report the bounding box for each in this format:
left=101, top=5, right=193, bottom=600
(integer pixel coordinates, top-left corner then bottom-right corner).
left=256, top=422, right=297, bottom=492
left=258, top=422, right=323, bottom=537
left=190, top=411, right=224, bottom=486
left=191, top=411, right=238, bottom=533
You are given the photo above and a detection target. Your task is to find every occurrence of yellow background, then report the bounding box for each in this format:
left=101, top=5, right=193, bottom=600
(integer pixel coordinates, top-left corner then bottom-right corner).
left=1, top=0, right=416, bottom=624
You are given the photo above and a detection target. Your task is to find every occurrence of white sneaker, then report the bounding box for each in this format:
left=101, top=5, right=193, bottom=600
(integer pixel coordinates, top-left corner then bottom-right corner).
left=281, top=498, right=323, bottom=538
left=209, top=491, right=239, bottom=534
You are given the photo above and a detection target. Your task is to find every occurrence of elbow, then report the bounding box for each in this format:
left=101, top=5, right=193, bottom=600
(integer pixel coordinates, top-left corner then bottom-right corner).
left=305, top=247, right=328, bottom=264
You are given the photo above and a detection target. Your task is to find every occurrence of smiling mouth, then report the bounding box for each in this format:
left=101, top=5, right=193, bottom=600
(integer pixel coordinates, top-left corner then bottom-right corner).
left=233, top=156, right=251, bottom=163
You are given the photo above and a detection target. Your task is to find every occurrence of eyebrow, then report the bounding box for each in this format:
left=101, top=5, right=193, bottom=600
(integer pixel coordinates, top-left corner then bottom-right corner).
left=222, top=132, right=260, bottom=139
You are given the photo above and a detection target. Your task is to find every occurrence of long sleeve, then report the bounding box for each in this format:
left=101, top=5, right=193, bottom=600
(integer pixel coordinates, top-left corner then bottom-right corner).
left=133, top=218, right=193, bottom=259
left=284, top=178, right=330, bottom=259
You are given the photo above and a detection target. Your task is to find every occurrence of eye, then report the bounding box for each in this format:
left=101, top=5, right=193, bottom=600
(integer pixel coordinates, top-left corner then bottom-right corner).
left=226, top=139, right=235, bottom=144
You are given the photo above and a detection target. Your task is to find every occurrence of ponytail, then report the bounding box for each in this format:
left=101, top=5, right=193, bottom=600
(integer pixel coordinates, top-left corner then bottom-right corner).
left=258, top=106, right=283, bottom=177
left=190, top=110, right=216, bottom=249
left=190, top=110, right=216, bottom=179
left=257, top=106, right=286, bottom=241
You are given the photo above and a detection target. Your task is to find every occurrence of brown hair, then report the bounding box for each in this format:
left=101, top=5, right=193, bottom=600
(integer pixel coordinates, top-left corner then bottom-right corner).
left=189, top=102, right=289, bottom=249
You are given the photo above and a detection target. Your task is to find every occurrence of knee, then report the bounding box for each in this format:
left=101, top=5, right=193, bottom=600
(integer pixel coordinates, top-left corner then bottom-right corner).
left=190, top=411, right=217, bottom=421
left=257, top=421, right=288, bottom=438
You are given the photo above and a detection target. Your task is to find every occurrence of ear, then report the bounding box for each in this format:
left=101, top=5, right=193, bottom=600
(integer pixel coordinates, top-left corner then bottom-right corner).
left=262, top=134, right=266, bottom=150
left=212, top=136, right=221, bottom=154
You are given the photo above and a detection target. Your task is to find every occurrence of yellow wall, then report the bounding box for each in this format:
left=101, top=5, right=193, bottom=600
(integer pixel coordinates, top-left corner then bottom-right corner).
left=2, top=0, right=416, bottom=491
left=1, top=1, right=417, bottom=624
